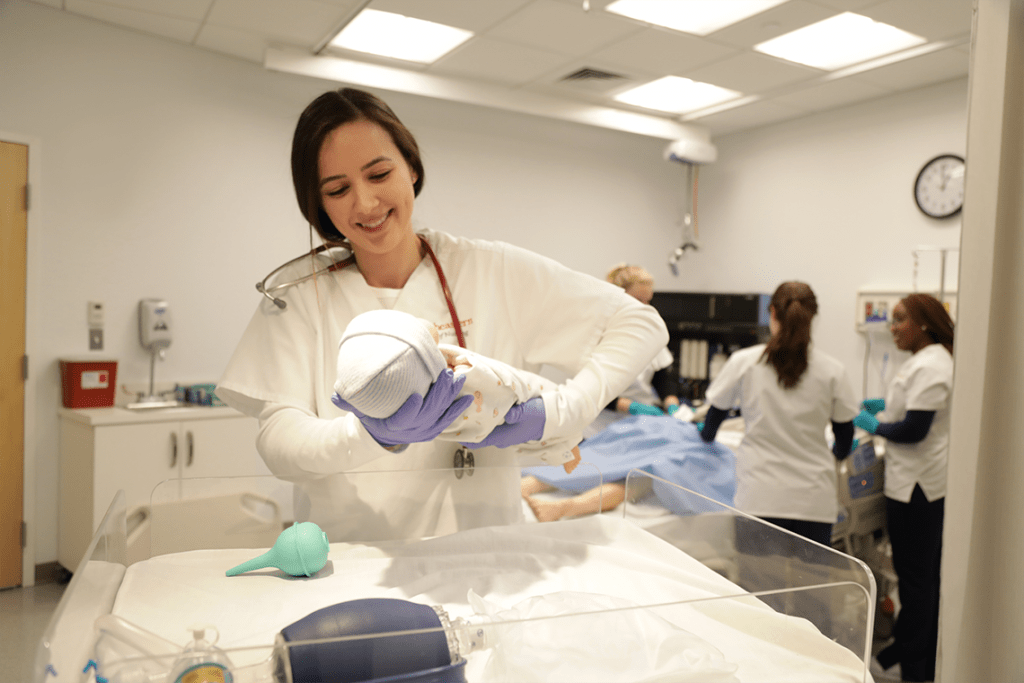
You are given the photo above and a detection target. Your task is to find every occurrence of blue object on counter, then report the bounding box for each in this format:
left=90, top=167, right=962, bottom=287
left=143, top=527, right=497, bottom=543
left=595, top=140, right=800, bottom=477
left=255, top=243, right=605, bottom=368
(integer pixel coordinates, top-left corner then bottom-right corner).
left=176, top=383, right=226, bottom=406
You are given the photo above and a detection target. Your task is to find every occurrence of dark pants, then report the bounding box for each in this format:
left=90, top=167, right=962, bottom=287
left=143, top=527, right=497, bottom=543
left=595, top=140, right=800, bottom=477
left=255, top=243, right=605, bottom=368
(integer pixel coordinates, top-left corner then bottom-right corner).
left=760, top=517, right=833, bottom=547
left=734, top=516, right=838, bottom=640
left=877, top=484, right=944, bottom=682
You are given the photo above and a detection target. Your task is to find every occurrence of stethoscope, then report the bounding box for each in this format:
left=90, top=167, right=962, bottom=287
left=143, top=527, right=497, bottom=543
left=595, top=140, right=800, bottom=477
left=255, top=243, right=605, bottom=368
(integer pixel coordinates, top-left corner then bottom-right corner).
left=256, top=235, right=467, bottom=347
left=258, top=235, right=480, bottom=474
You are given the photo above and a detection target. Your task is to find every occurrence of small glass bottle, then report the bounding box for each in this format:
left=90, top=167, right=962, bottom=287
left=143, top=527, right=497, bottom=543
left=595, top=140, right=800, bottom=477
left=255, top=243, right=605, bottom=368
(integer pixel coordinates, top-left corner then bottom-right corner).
left=167, top=625, right=234, bottom=683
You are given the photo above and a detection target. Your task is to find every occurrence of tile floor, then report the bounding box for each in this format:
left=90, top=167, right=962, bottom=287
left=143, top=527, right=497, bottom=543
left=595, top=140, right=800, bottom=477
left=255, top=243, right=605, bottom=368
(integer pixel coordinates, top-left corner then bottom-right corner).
left=1, top=579, right=67, bottom=683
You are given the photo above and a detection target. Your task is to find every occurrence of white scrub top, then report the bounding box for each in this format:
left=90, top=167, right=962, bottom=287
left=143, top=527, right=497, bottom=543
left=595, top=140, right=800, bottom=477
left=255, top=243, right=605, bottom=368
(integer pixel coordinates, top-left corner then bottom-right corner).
left=618, top=346, right=674, bottom=405
left=705, top=344, right=859, bottom=523
left=217, top=229, right=667, bottom=542
left=879, top=343, right=953, bottom=503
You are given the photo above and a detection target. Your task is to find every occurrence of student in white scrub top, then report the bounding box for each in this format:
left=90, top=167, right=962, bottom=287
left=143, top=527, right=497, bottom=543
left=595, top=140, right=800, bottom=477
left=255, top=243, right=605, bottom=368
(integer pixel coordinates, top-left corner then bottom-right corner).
left=853, top=293, right=954, bottom=683
left=216, top=87, right=668, bottom=543
left=604, top=264, right=680, bottom=417
left=699, top=281, right=859, bottom=546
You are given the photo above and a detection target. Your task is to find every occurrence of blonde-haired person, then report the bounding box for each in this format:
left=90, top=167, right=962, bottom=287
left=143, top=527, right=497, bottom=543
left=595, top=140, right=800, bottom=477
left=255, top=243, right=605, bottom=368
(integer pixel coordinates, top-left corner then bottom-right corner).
left=605, top=264, right=681, bottom=417
left=855, top=293, right=953, bottom=683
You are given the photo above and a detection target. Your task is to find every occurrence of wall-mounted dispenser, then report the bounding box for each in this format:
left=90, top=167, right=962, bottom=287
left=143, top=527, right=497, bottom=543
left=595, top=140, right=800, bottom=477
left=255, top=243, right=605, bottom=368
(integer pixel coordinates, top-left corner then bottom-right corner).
left=127, top=299, right=179, bottom=409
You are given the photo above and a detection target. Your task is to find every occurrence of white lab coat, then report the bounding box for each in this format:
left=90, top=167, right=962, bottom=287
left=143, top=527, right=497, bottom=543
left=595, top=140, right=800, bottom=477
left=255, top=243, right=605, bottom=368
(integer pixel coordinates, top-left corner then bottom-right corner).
left=704, top=344, right=859, bottom=523
left=217, top=229, right=667, bottom=541
left=879, top=343, right=953, bottom=502
left=617, top=346, right=674, bottom=405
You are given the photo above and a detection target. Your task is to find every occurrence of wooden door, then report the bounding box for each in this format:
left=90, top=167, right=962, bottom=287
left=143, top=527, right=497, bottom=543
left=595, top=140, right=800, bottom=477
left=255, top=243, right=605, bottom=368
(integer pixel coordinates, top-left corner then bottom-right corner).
left=0, top=141, right=28, bottom=588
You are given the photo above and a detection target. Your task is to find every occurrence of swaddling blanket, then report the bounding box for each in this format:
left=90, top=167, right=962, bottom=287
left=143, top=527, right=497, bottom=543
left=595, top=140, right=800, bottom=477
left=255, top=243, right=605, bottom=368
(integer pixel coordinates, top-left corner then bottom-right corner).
left=109, top=516, right=867, bottom=682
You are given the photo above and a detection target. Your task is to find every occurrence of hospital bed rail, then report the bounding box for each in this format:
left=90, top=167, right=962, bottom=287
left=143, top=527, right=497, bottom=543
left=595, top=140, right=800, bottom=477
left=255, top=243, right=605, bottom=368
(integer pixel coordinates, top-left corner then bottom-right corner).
left=36, top=466, right=874, bottom=683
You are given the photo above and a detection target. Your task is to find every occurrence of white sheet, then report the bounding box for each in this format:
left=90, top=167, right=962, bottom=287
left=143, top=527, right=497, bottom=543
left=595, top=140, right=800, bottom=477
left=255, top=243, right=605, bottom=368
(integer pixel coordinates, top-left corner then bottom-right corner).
left=110, top=516, right=868, bottom=682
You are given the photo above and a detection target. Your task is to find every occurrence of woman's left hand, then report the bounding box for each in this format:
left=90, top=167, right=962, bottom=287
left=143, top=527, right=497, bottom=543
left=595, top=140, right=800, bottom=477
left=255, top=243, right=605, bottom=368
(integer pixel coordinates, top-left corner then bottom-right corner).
left=460, top=397, right=545, bottom=449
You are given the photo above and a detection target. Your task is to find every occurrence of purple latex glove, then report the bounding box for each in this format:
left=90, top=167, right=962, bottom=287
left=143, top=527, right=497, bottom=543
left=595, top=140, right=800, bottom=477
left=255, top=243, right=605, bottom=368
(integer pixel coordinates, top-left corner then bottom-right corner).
left=461, top=396, right=546, bottom=449
left=332, top=369, right=474, bottom=448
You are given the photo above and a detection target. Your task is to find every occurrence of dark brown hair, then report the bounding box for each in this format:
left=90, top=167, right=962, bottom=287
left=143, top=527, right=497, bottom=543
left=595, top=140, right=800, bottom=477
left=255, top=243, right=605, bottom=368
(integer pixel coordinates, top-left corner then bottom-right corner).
left=290, top=88, right=425, bottom=245
left=763, top=281, right=818, bottom=389
left=901, top=293, right=955, bottom=354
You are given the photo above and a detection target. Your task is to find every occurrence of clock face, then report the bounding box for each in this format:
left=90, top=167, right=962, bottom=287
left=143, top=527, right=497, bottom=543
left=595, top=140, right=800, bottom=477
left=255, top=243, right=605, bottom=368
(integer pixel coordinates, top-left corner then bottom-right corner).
left=914, top=154, right=965, bottom=218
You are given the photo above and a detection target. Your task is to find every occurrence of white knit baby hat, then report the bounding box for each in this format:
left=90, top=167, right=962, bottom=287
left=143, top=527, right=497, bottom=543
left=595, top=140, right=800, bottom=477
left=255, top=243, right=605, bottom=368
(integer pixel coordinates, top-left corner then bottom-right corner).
left=334, top=310, right=446, bottom=418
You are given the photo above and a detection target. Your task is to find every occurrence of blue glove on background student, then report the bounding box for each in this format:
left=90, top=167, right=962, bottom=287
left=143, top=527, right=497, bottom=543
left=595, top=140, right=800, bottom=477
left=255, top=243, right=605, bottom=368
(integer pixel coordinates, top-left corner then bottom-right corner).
left=861, top=398, right=886, bottom=415
left=628, top=402, right=663, bottom=416
left=853, top=410, right=879, bottom=434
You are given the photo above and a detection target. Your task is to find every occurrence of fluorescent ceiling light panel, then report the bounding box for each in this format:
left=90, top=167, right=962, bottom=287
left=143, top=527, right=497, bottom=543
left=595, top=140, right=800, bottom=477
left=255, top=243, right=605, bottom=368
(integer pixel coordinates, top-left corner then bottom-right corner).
left=605, top=0, right=789, bottom=36
left=614, top=76, right=742, bottom=114
left=329, top=8, right=473, bottom=64
left=754, top=12, right=927, bottom=71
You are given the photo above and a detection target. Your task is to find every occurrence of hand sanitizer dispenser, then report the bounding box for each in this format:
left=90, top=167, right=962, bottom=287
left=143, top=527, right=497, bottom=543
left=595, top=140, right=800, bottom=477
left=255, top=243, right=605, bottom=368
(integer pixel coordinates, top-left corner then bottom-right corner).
left=139, top=299, right=172, bottom=354
left=128, top=299, right=179, bottom=409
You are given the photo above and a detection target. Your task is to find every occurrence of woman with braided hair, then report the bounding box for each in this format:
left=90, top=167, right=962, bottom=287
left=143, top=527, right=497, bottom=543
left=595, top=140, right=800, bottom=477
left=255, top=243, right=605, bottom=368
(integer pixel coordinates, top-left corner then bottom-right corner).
left=699, top=281, right=858, bottom=545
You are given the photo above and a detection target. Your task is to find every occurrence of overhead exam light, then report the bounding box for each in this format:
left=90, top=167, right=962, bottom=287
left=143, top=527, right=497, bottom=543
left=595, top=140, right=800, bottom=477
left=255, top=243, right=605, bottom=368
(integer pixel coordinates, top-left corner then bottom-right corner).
left=664, top=138, right=717, bottom=275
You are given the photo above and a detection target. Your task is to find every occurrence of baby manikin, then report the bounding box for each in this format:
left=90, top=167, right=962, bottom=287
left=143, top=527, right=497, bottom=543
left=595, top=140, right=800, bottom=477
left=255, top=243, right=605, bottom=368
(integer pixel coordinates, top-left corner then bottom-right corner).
left=332, top=309, right=581, bottom=472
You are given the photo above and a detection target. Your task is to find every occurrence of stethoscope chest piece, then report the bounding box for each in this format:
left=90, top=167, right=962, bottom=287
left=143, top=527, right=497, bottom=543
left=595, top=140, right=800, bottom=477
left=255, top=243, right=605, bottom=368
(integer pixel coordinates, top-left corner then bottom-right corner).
left=453, top=447, right=475, bottom=479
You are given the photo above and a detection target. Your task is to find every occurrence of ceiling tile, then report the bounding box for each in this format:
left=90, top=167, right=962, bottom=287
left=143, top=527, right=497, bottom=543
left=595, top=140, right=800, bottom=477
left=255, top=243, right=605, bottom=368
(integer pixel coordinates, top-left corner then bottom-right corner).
left=206, top=0, right=352, bottom=46
left=65, top=0, right=200, bottom=42
left=27, top=0, right=67, bottom=8
left=70, top=0, right=213, bottom=21
left=693, top=99, right=808, bottom=136
left=486, top=0, right=642, bottom=56
left=588, top=27, right=737, bottom=77
left=853, top=45, right=969, bottom=90
left=367, top=0, right=533, bottom=33
left=810, top=0, right=883, bottom=10
left=707, top=0, right=838, bottom=49
left=194, top=23, right=267, bottom=63
left=771, top=74, right=892, bottom=111
left=428, top=37, right=573, bottom=86
left=857, top=0, right=974, bottom=41
left=685, top=51, right=820, bottom=95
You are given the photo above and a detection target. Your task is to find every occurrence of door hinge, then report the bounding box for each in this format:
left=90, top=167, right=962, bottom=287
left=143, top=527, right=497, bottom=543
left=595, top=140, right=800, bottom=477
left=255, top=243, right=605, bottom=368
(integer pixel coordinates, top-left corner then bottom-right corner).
left=21, top=521, right=27, bottom=549
left=22, top=355, right=28, bottom=381
left=24, top=183, right=29, bottom=212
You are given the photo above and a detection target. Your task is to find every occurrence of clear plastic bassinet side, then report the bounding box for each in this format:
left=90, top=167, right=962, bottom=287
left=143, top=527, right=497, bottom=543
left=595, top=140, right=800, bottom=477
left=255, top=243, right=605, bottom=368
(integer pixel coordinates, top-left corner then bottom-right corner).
left=621, top=467, right=876, bottom=681
left=34, top=490, right=129, bottom=683
left=45, top=466, right=874, bottom=683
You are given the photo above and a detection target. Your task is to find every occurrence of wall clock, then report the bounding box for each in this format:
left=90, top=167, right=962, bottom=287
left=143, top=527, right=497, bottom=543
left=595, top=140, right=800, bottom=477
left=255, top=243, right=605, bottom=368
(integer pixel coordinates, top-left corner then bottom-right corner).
left=914, top=154, right=965, bottom=219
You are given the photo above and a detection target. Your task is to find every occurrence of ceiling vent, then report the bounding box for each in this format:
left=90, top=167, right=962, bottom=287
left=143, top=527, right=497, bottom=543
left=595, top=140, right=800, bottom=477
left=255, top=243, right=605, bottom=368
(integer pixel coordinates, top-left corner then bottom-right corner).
left=560, top=67, right=626, bottom=82
left=557, top=66, right=630, bottom=93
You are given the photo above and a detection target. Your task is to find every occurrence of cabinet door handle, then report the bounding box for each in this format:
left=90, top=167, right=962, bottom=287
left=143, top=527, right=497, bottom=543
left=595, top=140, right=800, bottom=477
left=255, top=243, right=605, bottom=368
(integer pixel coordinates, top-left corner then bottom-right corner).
left=170, top=431, right=178, bottom=468
left=187, top=431, right=194, bottom=467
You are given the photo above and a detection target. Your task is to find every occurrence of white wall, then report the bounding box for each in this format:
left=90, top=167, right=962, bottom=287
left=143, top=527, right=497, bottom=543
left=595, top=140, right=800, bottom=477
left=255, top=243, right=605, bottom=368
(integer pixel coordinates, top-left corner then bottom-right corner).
left=698, top=78, right=967, bottom=398
left=0, top=0, right=681, bottom=564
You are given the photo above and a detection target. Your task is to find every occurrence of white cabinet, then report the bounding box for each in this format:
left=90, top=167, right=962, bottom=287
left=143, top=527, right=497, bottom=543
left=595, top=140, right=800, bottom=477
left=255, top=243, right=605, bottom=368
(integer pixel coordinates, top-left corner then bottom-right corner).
left=58, top=406, right=270, bottom=570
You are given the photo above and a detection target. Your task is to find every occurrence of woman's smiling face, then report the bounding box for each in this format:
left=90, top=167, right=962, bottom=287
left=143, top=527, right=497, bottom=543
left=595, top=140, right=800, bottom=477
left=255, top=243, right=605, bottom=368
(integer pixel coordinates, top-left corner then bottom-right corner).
left=317, top=119, right=418, bottom=260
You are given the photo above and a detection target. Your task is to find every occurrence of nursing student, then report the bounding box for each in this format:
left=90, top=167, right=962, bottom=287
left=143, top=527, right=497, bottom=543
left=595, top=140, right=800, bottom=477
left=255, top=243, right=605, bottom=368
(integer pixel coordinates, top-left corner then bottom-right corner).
left=604, top=264, right=681, bottom=417
left=216, top=87, right=668, bottom=543
left=699, top=281, right=859, bottom=545
left=856, top=293, right=954, bottom=683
